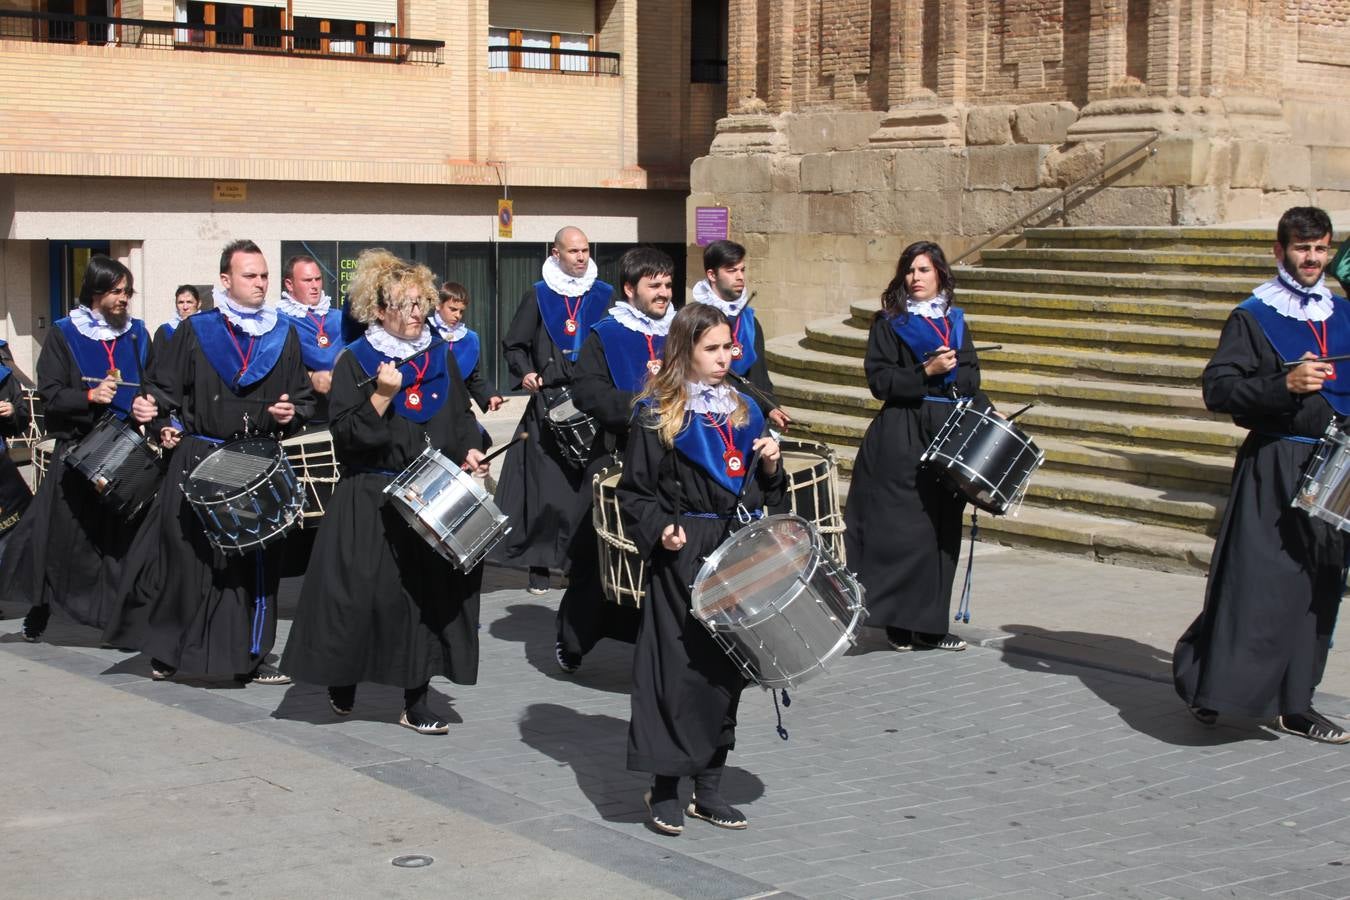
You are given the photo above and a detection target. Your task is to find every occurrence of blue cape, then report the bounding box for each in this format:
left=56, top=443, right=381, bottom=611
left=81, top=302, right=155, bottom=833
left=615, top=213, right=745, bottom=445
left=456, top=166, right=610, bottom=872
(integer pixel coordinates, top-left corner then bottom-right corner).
left=593, top=317, right=666, bottom=393
left=672, top=393, right=765, bottom=497
left=889, top=308, right=967, bottom=387
left=348, top=337, right=452, bottom=424
left=282, top=307, right=345, bottom=372
left=0, top=339, right=9, bottom=385
left=728, top=306, right=760, bottom=376
left=536, top=280, right=613, bottom=362
left=448, top=328, right=481, bottom=379
left=55, top=316, right=150, bottom=420
left=192, top=310, right=291, bottom=391
left=1239, top=295, right=1350, bottom=416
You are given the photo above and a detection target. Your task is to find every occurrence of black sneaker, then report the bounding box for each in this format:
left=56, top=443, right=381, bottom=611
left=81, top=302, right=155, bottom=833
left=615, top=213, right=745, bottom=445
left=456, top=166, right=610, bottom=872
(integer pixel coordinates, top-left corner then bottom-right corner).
left=20, top=606, right=48, bottom=643
left=1277, top=709, right=1350, bottom=744
left=328, top=686, right=356, bottom=716
left=399, top=706, right=450, bottom=735
left=915, top=632, right=967, bottom=651
left=237, top=663, right=291, bottom=685
left=150, top=658, right=177, bottom=681
left=644, top=789, right=684, bottom=836
left=686, top=794, right=748, bottom=830
left=528, top=568, right=551, bottom=595
left=886, top=627, right=913, bottom=652
left=555, top=641, right=581, bottom=674
left=1188, top=705, right=1218, bottom=726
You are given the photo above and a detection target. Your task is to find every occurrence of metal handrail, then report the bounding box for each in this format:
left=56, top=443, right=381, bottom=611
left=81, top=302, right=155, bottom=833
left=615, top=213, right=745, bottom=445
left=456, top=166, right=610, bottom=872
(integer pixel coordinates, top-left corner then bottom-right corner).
left=952, top=132, right=1160, bottom=266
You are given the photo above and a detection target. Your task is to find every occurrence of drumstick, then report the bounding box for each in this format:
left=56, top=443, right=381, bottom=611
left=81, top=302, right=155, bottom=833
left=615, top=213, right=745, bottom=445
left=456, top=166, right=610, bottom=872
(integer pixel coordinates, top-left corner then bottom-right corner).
left=1005, top=401, right=1037, bottom=422
left=81, top=376, right=141, bottom=388
left=924, top=344, right=1003, bottom=358
left=355, top=338, right=448, bottom=388
left=724, top=371, right=789, bottom=427
left=1281, top=353, right=1350, bottom=369
left=463, top=431, right=527, bottom=471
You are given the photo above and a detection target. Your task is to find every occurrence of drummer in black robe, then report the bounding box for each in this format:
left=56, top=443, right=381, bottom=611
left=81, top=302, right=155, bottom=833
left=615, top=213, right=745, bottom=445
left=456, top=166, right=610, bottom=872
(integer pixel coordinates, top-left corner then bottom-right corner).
left=0, top=338, right=34, bottom=570
left=104, top=240, right=315, bottom=683
left=153, top=285, right=201, bottom=355
left=6, top=256, right=160, bottom=640
left=617, top=302, right=784, bottom=836
left=494, top=226, right=613, bottom=593
left=278, top=254, right=345, bottom=423
left=281, top=249, right=489, bottom=734
left=843, top=241, right=993, bottom=653
left=689, top=240, right=791, bottom=431
left=557, top=247, right=676, bottom=671
left=1175, top=206, right=1350, bottom=743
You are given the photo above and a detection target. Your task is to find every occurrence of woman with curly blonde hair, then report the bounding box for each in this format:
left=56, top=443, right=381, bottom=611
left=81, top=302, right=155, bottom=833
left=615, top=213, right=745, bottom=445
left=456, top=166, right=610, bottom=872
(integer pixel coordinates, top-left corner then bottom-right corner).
left=283, top=248, right=490, bottom=735
left=617, top=302, right=784, bottom=836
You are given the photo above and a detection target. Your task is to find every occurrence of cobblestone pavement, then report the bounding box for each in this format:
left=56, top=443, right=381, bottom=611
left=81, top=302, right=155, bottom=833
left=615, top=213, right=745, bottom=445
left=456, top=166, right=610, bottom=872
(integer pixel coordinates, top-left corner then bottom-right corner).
left=4, top=561, right=1350, bottom=900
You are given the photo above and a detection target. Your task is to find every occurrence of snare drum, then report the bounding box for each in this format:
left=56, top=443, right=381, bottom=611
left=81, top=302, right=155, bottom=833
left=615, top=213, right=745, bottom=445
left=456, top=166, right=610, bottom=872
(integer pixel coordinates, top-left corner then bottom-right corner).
left=63, top=416, right=165, bottom=519
left=779, top=437, right=846, bottom=559
left=183, top=437, right=305, bottom=555
left=281, top=428, right=340, bottom=526
left=1294, top=419, right=1350, bottom=531
left=593, top=464, right=644, bottom=607
left=690, top=514, right=866, bottom=690
left=544, top=388, right=599, bottom=467
left=920, top=399, right=1044, bottom=516
left=384, top=445, right=510, bottom=571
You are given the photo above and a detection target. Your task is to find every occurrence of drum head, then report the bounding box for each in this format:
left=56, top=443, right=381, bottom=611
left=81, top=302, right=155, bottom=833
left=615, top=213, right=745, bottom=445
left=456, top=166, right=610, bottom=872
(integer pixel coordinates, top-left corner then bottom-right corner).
left=185, top=438, right=282, bottom=500
left=691, top=514, right=819, bottom=628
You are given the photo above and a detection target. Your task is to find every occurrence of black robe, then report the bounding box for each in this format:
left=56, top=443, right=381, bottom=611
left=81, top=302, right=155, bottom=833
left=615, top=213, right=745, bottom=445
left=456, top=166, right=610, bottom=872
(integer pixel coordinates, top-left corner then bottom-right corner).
left=0, top=365, right=33, bottom=552
left=493, top=285, right=611, bottom=568
left=104, top=316, right=315, bottom=674
left=618, top=408, right=785, bottom=776
left=2, top=325, right=153, bottom=628
left=1174, top=307, right=1348, bottom=718
left=843, top=316, right=988, bottom=635
left=555, top=332, right=644, bottom=656
left=281, top=348, right=484, bottom=689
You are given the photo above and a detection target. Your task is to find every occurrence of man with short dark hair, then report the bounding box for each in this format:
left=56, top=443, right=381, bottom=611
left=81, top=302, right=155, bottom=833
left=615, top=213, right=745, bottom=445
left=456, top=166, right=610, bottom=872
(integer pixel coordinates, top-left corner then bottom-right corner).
left=495, top=226, right=614, bottom=593
left=278, top=254, right=344, bottom=419
left=691, top=240, right=790, bottom=430
left=1175, top=207, right=1350, bottom=743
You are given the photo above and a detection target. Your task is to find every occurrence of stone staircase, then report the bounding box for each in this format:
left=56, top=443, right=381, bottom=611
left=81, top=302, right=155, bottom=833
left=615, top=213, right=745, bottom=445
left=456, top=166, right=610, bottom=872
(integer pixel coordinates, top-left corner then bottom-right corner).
left=765, top=225, right=1326, bottom=575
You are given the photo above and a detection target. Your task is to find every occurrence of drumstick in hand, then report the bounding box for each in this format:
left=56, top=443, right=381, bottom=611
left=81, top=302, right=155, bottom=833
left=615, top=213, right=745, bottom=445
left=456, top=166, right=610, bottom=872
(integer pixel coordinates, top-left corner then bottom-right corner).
left=463, top=431, right=528, bottom=471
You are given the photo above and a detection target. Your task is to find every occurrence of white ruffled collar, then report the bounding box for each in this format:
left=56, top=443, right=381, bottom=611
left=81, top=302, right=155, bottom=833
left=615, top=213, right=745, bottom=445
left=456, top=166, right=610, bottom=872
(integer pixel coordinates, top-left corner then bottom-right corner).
left=691, top=278, right=750, bottom=317
left=541, top=255, right=598, bottom=297
left=611, top=301, right=675, bottom=336
left=434, top=319, right=469, bottom=343
left=213, top=285, right=280, bottom=336
left=685, top=381, right=738, bottom=416
left=1252, top=270, right=1335, bottom=323
left=905, top=292, right=951, bottom=319
left=71, top=306, right=132, bottom=341
left=366, top=322, right=433, bottom=357
left=278, top=291, right=333, bottom=318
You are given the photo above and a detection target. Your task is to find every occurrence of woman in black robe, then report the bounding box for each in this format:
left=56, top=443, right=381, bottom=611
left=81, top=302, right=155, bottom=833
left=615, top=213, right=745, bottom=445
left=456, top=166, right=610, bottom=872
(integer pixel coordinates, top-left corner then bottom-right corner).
left=617, top=303, right=784, bottom=836
left=843, top=241, right=992, bottom=652
left=152, top=285, right=201, bottom=355
left=6, top=257, right=158, bottom=639
left=281, top=249, right=489, bottom=734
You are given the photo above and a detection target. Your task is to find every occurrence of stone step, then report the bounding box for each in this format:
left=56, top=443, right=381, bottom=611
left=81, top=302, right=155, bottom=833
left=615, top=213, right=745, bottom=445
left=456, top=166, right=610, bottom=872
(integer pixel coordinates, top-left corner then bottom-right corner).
left=771, top=331, right=1208, bottom=387
left=955, top=266, right=1260, bottom=300
left=930, top=289, right=1235, bottom=328
left=1021, top=226, right=1273, bottom=254
left=980, top=247, right=1274, bottom=277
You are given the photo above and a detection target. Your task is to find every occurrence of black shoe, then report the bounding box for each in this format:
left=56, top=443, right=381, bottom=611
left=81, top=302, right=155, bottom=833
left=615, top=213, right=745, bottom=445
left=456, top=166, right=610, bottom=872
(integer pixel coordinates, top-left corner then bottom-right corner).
left=885, top=627, right=913, bottom=652
left=400, top=706, right=450, bottom=735
left=915, top=632, right=967, bottom=651
left=644, top=789, right=684, bottom=836
left=528, top=568, right=550, bottom=595
left=1188, top=705, right=1218, bottom=726
left=555, top=641, right=581, bottom=674
left=20, top=606, right=48, bottom=643
left=237, top=663, right=292, bottom=685
left=686, top=794, right=748, bottom=830
left=150, top=658, right=177, bottom=681
left=328, top=685, right=356, bottom=716
left=1277, top=709, right=1350, bottom=744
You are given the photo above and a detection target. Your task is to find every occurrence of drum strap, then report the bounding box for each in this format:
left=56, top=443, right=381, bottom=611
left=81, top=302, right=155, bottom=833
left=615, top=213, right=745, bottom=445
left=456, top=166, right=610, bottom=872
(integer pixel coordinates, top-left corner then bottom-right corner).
left=250, top=551, right=266, bottom=656
left=682, top=509, right=765, bottom=521
left=1258, top=432, right=1321, bottom=445
left=954, top=511, right=979, bottom=625
left=348, top=464, right=400, bottom=478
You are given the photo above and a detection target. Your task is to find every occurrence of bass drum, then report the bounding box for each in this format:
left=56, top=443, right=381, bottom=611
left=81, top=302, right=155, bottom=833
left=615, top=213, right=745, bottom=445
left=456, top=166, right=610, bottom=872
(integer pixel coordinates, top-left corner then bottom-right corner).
left=593, top=463, right=644, bottom=607
left=280, top=427, right=341, bottom=527
left=62, top=415, right=165, bottom=519
left=777, top=437, right=846, bottom=560
left=920, top=399, right=1043, bottom=516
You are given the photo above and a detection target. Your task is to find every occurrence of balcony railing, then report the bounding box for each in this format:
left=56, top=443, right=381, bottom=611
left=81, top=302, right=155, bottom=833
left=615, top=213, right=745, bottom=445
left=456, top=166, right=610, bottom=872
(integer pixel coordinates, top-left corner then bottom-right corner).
left=488, top=41, right=620, bottom=76
left=0, top=9, right=444, bottom=65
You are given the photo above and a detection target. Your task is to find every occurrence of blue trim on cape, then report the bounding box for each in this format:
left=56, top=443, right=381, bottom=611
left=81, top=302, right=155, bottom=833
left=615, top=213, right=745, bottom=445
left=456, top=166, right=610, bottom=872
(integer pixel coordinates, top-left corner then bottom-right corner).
left=889, top=308, right=967, bottom=387
left=162, top=320, right=178, bottom=336
left=593, top=317, right=665, bottom=393
left=729, top=306, right=759, bottom=376
left=347, top=337, right=450, bottom=424
left=1238, top=295, right=1350, bottom=416
left=192, top=310, right=291, bottom=391
left=281, top=308, right=345, bottom=372
left=671, top=394, right=765, bottom=497
left=0, top=339, right=9, bottom=384
left=54, top=316, right=150, bottom=420
left=448, top=328, right=482, bottom=380
left=536, top=280, right=613, bottom=362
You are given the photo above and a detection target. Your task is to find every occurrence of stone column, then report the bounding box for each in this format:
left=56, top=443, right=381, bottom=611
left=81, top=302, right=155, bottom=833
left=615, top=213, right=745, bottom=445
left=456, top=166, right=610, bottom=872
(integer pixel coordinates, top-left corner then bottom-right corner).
left=870, top=0, right=963, bottom=147
left=726, top=0, right=759, bottom=109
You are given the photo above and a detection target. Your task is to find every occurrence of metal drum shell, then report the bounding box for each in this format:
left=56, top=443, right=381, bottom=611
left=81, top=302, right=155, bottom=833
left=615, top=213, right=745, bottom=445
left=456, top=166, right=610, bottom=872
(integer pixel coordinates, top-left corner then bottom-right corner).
left=543, top=388, right=600, bottom=468
left=1293, top=419, right=1350, bottom=531
left=383, top=446, right=510, bottom=572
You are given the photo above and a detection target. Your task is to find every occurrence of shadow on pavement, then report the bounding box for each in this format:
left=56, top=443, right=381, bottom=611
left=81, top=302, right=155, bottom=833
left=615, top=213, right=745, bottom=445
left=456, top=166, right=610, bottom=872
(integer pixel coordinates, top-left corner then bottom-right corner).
left=997, top=624, right=1279, bottom=747
left=518, top=702, right=766, bottom=823
left=270, top=681, right=462, bottom=727
left=488, top=602, right=633, bottom=694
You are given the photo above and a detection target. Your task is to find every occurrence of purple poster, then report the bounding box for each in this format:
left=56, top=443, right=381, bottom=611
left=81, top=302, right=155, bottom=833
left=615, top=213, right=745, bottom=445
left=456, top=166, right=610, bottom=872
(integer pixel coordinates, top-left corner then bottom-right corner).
left=695, top=206, right=730, bottom=246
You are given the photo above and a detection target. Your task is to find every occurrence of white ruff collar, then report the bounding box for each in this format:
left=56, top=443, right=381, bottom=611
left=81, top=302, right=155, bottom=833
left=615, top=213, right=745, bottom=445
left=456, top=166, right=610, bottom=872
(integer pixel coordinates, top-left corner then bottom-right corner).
left=611, top=301, right=675, bottom=336
left=691, top=278, right=750, bottom=317
left=685, top=381, right=737, bottom=416
left=905, top=292, right=951, bottom=319
left=214, top=286, right=279, bottom=336
left=366, top=322, right=432, bottom=357
left=541, top=255, right=598, bottom=297
left=278, top=291, right=333, bottom=318
left=71, top=306, right=132, bottom=341
left=434, top=319, right=469, bottom=343
left=1252, top=270, right=1335, bottom=323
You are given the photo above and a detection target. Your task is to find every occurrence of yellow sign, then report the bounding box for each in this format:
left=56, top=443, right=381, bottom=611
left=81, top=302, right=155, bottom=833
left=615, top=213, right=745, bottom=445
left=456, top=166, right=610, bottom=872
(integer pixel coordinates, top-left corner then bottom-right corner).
left=497, top=198, right=513, bottom=239
left=213, top=181, right=247, bottom=202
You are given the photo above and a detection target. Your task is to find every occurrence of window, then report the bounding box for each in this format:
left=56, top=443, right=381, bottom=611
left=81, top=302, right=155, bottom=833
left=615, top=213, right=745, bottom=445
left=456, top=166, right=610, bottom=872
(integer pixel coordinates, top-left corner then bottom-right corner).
left=488, top=27, right=615, bottom=75
left=176, top=2, right=284, bottom=49
left=690, top=0, right=727, bottom=84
